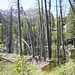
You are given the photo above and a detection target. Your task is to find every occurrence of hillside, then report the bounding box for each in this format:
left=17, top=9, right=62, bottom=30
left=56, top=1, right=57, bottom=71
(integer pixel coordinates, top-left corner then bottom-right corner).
left=0, top=13, right=6, bottom=23
left=0, top=8, right=38, bottom=23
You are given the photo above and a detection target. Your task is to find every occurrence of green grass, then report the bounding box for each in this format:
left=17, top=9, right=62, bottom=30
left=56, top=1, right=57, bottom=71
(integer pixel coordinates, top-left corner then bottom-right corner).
left=36, top=58, right=75, bottom=75
left=49, top=59, right=75, bottom=75
left=0, top=60, right=16, bottom=75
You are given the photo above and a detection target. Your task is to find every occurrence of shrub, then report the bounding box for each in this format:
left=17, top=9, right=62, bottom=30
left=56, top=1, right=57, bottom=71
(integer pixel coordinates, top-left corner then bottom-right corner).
left=12, top=57, right=37, bottom=75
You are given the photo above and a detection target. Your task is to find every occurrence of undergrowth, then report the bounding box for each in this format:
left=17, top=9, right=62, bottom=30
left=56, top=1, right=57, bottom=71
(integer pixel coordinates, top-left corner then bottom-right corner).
left=12, top=57, right=37, bottom=75
left=49, top=59, right=75, bottom=75
left=0, top=57, right=75, bottom=75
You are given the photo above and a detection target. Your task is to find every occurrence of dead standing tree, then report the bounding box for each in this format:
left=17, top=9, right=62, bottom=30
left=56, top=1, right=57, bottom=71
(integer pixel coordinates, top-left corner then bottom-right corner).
left=68, top=0, right=75, bottom=17
left=9, top=6, right=13, bottom=53
left=41, top=0, right=46, bottom=61
left=17, top=0, right=22, bottom=55
left=44, top=0, right=51, bottom=60
left=49, top=0, right=52, bottom=59
left=56, top=0, right=59, bottom=63
left=38, top=0, right=43, bottom=57
left=59, top=0, right=66, bottom=62
left=5, top=16, right=9, bottom=53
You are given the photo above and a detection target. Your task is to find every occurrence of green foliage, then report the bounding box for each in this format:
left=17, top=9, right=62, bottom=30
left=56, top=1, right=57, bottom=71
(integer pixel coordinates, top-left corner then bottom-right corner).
left=51, top=14, right=55, bottom=30
left=52, top=31, right=57, bottom=44
left=0, top=43, right=5, bottom=53
left=50, top=59, right=75, bottom=75
left=0, top=23, right=5, bottom=42
left=0, top=60, right=5, bottom=71
left=0, top=13, right=6, bottom=23
left=66, top=7, right=75, bottom=39
left=12, top=57, right=37, bottom=75
left=0, top=58, right=75, bottom=75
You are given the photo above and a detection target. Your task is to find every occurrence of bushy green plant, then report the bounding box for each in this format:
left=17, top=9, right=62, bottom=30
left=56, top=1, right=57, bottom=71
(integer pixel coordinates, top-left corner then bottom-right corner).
left=12, top=57, right=37, bottom=75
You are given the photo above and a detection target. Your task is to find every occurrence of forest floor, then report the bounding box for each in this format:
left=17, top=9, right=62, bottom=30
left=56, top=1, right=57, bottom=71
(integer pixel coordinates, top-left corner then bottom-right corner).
left=0, top=54, right=75, bottom=75
left=0, top=53, right=52, bottom=69
left=0, top=47, right=75, bottom=75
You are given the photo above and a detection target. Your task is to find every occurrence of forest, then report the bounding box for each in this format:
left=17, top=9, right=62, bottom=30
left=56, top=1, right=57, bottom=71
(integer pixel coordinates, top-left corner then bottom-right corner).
left=0, top=0, right=75, bottom=75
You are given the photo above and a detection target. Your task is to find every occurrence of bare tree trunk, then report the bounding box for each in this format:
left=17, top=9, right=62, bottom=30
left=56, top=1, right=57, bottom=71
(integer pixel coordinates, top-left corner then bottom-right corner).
left=49, top=0, right=52, bottom=59
left=9, top=6, right=13, bottom=53
left=5, top=17, right=9, bottom=53
left=73, top=38, right=75, bottom=48
left=18, top=0, right=22, bottom=55
left=21, top=38, right=30, bottom=52
left=41, top=0, right=43, bottom=57
left=16, top=25, right=19, bottom=54
left=68, top=0, right=75, bottom=17
left=38, top=0, right=43, bottom=57
left=73, top=1, right=75, bottom=48
left=44, top=0, right=51, bottom=60
left=60, top=0, right=66, bottom=62
left=73, top=21, right=75, bottom=48
left=56, top=0, right=59, bottom=63
left=33, top=23, right=36, bottom=54
left=23, top=20, right=27, bottom=55
left=41, top=0, right=46, bottom=60
left=43, top=25, right=46, bottom=61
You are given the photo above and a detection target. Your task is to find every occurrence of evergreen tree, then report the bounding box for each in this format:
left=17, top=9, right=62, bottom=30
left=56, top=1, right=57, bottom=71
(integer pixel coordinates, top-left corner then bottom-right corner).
left=67, top=7, right=75, bottom=48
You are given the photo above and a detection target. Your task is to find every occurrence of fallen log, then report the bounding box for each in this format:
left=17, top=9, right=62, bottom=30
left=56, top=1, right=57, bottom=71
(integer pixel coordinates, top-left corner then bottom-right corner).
left=0, top=56, right=14, bottom=63
left=39, top=63, right=49, bottom=69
